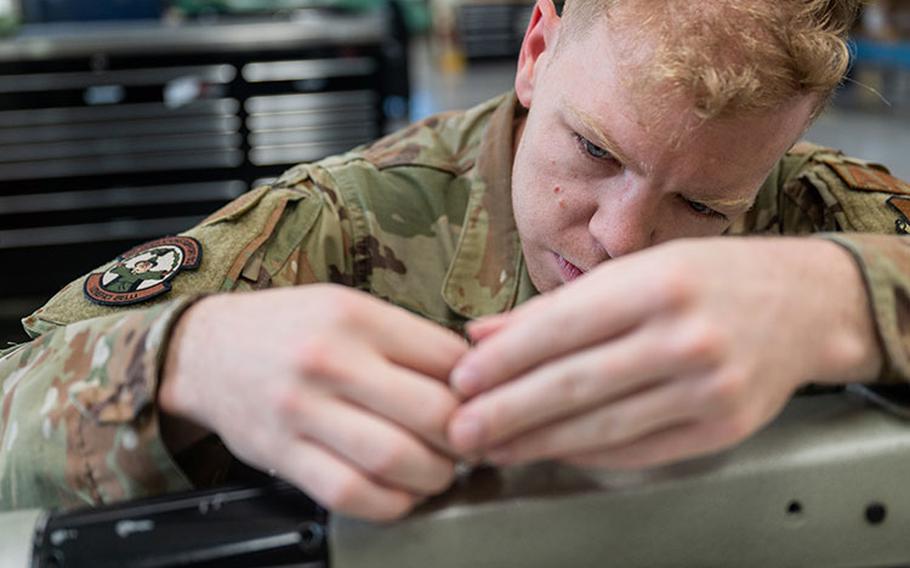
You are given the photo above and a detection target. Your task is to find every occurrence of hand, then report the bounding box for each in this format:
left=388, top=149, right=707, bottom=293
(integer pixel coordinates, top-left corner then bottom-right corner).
left=447, top=238, right=882, bottom=470
left=160, top=285, right=468, bottom=521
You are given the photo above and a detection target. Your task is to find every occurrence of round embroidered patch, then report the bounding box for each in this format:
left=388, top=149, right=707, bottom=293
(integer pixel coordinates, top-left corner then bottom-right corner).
left=84, top=236, right=202, bottom=306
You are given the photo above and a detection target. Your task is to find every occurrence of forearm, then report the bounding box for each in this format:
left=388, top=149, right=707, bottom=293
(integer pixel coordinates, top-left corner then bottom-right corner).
left=0, top=299, right=198, bottom=510
left=158, top=296, right=221, bottom=454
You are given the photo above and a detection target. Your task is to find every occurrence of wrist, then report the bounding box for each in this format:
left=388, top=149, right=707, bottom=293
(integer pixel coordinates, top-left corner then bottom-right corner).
left=160, top=295, right=220, bottom=448
left=806, top=239, right=883, bottom=384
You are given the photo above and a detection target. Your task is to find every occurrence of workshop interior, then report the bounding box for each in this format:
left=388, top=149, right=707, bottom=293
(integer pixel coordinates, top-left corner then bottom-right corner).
left=1, top=2, right=910, bottom=567
left=0, top=0, right=908, bottom=344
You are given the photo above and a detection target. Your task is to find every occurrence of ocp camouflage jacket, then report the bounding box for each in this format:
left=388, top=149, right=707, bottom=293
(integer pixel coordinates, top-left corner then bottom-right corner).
left=1, top=93, right=908, bottom=510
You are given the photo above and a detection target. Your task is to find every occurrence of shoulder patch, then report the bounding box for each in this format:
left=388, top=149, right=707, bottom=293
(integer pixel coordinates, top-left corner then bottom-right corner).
left=83, top=236, right=202, bottom=306
left=823, top=160, right=910, bottom=196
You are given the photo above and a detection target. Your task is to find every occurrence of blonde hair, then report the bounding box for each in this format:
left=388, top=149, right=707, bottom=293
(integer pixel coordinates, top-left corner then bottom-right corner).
left=559, top=0, right=860, bottom=119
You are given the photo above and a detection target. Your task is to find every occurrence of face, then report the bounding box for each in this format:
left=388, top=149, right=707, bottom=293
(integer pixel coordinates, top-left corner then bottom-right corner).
left=511, top=1, right=817, bottom=293
left=134, top=261, right=153, bottom=273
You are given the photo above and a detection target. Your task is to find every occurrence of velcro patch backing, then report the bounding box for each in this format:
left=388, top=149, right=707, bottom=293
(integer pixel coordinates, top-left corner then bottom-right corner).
left=888, top=196, right=910, bottom=234
left=827, top=162, right=910, bottom=195
left=888, top=196, right=910, bottom=220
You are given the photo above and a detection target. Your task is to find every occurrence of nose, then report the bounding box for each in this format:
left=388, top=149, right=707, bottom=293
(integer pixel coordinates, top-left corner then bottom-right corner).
left=588, top=179, right=658, bottom=258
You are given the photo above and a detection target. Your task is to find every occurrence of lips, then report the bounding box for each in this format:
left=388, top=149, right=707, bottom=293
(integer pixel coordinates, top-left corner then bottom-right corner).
left=555, top=253, right=585, bottom=282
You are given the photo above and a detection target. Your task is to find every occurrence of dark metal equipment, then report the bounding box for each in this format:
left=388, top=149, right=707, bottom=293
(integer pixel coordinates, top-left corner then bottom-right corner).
left=28, top=482, right=328, bottom=568
left=453, top=0, right=563, bottom=59
left=456, top=1, right=535, bottom=59
left=0, top=11, right=406, bottom=343
left=21, top=0, right=162, bottom=22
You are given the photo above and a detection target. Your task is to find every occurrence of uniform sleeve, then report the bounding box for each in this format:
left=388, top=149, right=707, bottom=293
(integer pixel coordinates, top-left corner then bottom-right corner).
left=0, top=298, right=197, bottom=510
left=740, top=142, right=910, bottom=383
left=0, top=165, right=354, bottom=511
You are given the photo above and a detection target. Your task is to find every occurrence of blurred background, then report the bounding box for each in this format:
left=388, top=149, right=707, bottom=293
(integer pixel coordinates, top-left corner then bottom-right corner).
left=0, top=0, right=907, bottom=344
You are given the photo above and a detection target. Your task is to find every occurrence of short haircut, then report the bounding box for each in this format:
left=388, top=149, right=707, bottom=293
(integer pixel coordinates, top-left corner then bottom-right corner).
left=559, top=0, right=859, bottom=119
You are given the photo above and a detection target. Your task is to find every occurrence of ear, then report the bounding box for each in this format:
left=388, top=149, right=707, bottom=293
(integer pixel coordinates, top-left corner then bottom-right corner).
left=515, top=0, right=561, bottom=108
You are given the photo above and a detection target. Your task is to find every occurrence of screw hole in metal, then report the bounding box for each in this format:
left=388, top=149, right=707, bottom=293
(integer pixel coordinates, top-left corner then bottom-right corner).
left=865, top=502, right=887, bottom=526
left=43, top=550, right=65, bottom=568
left=786, top=500, right=803, bottom=516
left=298, top=521, right=325, bottom=554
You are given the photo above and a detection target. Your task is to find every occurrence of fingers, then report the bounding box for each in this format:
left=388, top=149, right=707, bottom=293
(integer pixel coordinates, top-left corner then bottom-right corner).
left=483, top=376, right=702, bottom=465
left=282, top=391, right=455, bottom=495
left=295, top=340, right=460, bottom=453
left=276, top=440, right=420, bottom=522
left=356, top=294, right=469, bottom=381
left=555, top=388, right=778, bottom=471
left=451, top=259, right=678, bottom=397
left=448, top=321, right=703, bottom=454
left=559, top=419, right=741, bottom=471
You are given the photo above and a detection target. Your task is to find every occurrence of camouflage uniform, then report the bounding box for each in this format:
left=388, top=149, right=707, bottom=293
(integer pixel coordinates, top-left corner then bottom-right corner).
left=1, top=93, right=909, bottom=511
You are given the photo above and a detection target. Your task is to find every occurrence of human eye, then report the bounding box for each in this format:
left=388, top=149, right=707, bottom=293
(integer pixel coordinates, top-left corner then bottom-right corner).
left=682, top=197, right=727, bottom=221
left=573, top=133, right=620, bottom=165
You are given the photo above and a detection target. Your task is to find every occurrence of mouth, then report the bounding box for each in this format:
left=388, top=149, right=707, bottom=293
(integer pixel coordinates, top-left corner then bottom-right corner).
left=554, top=253, right=586, bottom=282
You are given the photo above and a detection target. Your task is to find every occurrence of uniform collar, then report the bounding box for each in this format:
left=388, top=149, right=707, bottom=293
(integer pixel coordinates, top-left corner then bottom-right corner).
left=442, top=92, right=535, bottom=319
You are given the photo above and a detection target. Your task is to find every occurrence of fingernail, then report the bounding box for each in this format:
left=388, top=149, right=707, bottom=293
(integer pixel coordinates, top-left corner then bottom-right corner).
left=451, top=415, right=484, bottom=452
left=451, top=364, right=481, bottom=396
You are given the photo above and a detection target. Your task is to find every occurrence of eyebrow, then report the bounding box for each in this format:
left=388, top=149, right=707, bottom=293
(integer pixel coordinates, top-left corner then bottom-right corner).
left=563, top=100, right=646, bottom=174
left=563, top=99, right=756, bottom=215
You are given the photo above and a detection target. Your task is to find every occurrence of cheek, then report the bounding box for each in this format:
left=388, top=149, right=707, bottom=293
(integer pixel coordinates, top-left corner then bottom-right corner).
left=513, top=175, right=585, bottom=233
left=546, top=183, right=593, bottom=221
left=511, top=173, right=549, bottom=237
left=511, top=119, right=596, bottom=234
left=516, top=174, right=599, bottom=237
left=512, top=142, right=559, bottom=225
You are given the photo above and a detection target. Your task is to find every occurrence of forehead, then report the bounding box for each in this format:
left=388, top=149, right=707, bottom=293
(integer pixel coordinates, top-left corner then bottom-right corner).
left=555, top=0, right=803, bottom=118
left=552, top=15, right=668, bottom=129
left=547, top=19, right=814, bottom=193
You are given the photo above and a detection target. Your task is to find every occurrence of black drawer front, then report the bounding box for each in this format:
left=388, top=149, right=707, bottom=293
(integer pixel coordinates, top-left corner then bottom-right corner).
left=0, top=15, right=401, bottom=342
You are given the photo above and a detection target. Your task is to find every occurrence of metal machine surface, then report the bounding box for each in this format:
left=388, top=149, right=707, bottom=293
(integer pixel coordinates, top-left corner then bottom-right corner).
left=333, top=391, right=910, bottom=568
left=3, top=393, right=910, bottom=567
